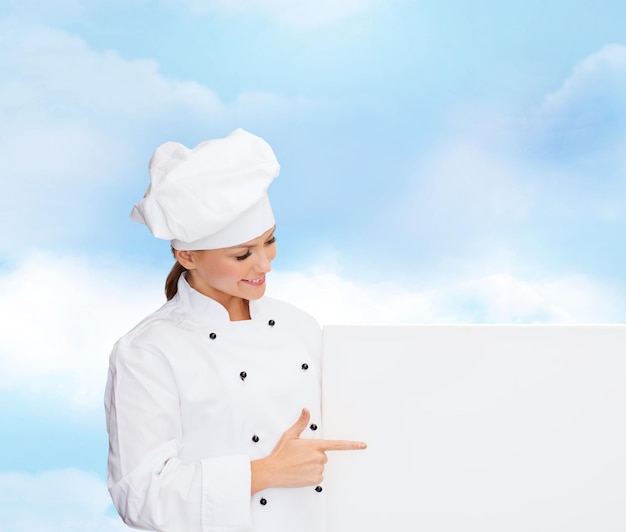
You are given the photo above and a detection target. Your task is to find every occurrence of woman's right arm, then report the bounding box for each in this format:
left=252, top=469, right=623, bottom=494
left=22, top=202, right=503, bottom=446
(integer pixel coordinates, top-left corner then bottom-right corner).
left=105, top=342, right=252, bottom=532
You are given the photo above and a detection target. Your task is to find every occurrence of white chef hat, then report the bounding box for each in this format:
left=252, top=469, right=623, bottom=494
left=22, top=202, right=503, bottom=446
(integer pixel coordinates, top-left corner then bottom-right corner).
left=130, top=128, right=280, bottom=250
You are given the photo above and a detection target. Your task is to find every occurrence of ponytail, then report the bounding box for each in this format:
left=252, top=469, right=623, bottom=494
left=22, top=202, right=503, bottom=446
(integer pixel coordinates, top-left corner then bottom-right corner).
left=165, top=247, right=188, bottom=300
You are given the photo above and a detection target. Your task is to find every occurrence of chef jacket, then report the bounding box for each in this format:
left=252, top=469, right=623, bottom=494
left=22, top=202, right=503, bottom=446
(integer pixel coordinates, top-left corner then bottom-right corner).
left=104, top=274, right=325, bottom=532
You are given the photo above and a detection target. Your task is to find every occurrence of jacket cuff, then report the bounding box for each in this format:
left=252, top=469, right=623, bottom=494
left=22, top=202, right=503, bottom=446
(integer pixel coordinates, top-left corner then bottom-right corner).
left=201, top=455, right=252, bottom=532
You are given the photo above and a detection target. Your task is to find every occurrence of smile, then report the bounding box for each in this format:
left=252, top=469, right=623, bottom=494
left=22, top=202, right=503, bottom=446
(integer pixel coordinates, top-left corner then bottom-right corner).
left=241, top=275, right=266, bottom=286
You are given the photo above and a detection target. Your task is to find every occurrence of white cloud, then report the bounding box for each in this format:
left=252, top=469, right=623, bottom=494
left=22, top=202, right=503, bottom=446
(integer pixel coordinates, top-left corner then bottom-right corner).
left=433, top=272, right=624, bottom=324
left=0, top=469, right=126, bottom=532
left=269, top=267, right=435, bottom=325
left=0, top=17, right=325, bottom=178
left=0, top=20, right=222, bottom=113
left=169, top=0, right=397, bottom=29
left=530, top=44, right=626, bottom=167
left=2, top=253, right=622, bottom=411
left=541, top=44, right=626, bottom=119
left=268, top=267, right=625, bottom=325
left=0, top=253, right=164, bottom=408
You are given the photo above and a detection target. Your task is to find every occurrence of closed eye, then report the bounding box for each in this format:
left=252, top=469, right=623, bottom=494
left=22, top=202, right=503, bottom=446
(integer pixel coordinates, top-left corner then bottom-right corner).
left=236, top=250, right=252, bottom=261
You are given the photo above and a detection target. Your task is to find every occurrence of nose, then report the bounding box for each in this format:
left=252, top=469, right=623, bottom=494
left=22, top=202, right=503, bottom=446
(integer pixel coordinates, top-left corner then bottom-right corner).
left=256, top=249, right=272, bottom=273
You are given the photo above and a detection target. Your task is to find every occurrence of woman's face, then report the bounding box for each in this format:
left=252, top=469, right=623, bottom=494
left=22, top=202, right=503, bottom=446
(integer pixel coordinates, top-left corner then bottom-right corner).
left=175, top=226, right=277, bottom=307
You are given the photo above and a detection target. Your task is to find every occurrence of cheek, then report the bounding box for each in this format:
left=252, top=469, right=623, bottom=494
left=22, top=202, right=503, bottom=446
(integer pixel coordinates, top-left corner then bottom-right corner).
left=223, top=261, right=253, bottom=281
left=202, top=261, right=241, bottom=283
left=223, top=264, right=247, bottom=281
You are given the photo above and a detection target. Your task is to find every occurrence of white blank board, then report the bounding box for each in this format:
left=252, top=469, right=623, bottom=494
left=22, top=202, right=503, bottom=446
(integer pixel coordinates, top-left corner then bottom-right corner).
left=322, top=326, right=626, bottom=531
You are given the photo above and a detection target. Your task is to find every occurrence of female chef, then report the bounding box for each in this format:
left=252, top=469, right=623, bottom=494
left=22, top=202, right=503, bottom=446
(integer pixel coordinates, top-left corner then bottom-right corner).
left=104, top=128, right=366, bottom=532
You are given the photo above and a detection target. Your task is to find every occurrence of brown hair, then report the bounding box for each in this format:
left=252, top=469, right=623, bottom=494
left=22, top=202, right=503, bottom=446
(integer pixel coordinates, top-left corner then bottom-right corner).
left=165, top=247, right=188, bottom=300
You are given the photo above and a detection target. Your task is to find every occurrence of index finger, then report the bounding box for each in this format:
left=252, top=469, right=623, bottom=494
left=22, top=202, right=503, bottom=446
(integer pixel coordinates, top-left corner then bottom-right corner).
left=317, top=439, right=367, bottom=451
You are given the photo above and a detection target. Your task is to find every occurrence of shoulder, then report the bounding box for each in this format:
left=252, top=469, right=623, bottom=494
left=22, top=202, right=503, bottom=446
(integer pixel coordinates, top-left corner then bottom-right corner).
left=110, top=298, right=186, bottom=363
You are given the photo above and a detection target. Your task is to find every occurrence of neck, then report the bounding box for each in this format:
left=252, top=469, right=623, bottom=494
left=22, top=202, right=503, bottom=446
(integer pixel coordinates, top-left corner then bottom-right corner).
left=226, top=298, right=251, bottom=321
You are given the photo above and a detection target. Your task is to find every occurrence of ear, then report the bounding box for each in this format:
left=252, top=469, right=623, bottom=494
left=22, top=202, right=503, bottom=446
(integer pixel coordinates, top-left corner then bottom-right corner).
left=174, top=249, right=197, bottom=270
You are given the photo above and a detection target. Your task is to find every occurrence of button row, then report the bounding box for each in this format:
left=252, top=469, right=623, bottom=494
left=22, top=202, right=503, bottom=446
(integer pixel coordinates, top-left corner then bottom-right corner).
left=209, top=319, right=277, bottom=341
left=238, top=363, right=309, bottom=382
left=259, top=486, right=323, bottom=506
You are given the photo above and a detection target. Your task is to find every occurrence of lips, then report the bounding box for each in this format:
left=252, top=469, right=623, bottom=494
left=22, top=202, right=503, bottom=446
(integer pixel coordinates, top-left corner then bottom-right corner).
left=241, top=275, right=266, bottom=286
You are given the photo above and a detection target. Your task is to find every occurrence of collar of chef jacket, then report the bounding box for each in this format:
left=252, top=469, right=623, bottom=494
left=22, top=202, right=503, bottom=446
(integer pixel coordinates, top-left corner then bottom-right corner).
left=175, top=273, right=266, bottom=326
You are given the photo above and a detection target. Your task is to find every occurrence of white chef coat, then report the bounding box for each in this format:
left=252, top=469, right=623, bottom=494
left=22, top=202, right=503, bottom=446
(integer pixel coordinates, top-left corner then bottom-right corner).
left=104, top=274, right=326, bottom=532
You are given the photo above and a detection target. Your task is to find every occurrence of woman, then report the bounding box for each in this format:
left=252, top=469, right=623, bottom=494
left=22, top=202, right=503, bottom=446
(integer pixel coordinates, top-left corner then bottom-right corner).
left=104, top=128, right=365, bottom=532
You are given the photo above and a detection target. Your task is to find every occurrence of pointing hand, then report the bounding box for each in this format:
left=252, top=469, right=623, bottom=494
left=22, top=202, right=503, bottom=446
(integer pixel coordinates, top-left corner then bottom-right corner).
left=251, top=408, right=366, bottom=493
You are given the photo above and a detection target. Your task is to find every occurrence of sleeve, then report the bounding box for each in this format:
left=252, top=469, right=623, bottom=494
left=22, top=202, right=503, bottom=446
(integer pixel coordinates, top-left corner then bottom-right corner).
left=104, top=341, right=253, bottom=532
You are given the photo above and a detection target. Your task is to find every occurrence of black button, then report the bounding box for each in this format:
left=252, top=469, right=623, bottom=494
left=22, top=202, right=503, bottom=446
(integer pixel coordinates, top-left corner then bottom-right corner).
left=209, top=332, right=217, bottom=340
left=268, top=319, right=275, bottom=326
left=240, top=371, right=247, bottom=381
left=315, top=486, right=323, bottom=493
left=301, top=363, right=309, bottom=370
left=252, top=435, right=259, bottom=443
left=310, top=424, right=318, bottom=431
left=260, top=498, right=267, bottom=506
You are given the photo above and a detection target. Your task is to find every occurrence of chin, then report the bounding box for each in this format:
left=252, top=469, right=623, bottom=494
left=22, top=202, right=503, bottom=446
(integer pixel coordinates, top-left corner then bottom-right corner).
left=244, top=286, right=266, bottom=300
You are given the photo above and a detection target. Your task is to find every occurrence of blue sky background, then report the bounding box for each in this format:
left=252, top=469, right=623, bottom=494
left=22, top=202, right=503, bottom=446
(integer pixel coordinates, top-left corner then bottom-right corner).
left=1, top=0, right=625, bottom=529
